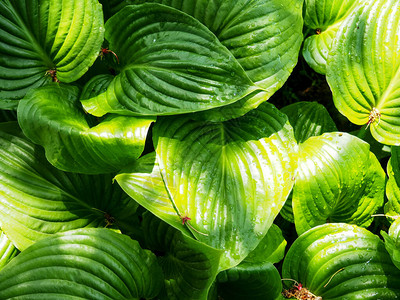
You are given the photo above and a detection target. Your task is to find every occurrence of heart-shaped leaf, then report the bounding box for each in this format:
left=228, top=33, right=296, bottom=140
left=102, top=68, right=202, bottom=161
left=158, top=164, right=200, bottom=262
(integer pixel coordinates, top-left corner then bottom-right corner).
left=0, top=230, right=18, bottom=271
left=382, top=217, right=400, bottom=271
left=302, top=0, right=360, bottom=74
left=0, top=228, right=163, bottom=299
left=282, top=223, right=400, bottom=299
left=141, top=212, right=222, bottom=300
left=217, top=262, right=282, bottom=300
left=153, top=102, right=297, bottom=269
left=326, top=0, right=400, bottom=145
left=385, top=147, right=400, bottom=218
left=281, top=101, right=337, bottom=144
left=81, top=3, right=256, bottom=117
left=293, top=132, right=385, bottom=235
left=0, top=0, right=104, bottom=109
left=134, top=0, right=303, bottom=120
left=0, top=122, right=138, bottom=250
left=18, top=84, right=154, bottom=174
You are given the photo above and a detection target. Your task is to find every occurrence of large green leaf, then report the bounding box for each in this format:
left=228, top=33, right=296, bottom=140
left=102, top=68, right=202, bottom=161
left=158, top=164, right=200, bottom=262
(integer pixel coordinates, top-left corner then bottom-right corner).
left=81, top=3, right=257, bottom=117
left=18, top=84, right=154, bottom=174
left=153, top=102, right=297, bottom=269
left=385, top=147, right=400, bottom=218
left=0, top=0, right=104, bottom=109
left=133, top=0, right=304, bottom=120
left=382, top=217, right=400, bottom=271
left=217, top=262, right=282, bottom=300
left=293, top=132, right=385, bottom=235
left=0, top=228, right=163, bottom=299
left=282, top=223, right=400, bottom=299
left=281, top=101, right=337, bottom=144
left=0, top=230, right=18, bottom=271
left=326, top=0, right=400, bottom=145
left=141, top=212, right=222, bottom=300
left=0, top=122, right=138, bottom=250
left=303, top=0, right=359, bottom=74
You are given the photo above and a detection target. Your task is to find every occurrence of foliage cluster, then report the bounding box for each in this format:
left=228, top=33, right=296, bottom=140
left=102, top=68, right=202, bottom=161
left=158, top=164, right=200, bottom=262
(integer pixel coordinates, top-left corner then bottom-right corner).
left=0, top=0, right=400, bottom=299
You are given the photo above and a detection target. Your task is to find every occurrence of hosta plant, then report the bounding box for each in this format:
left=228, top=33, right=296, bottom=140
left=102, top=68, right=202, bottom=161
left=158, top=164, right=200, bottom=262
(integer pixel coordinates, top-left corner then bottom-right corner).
left=0, top=0, right=400, bottom=299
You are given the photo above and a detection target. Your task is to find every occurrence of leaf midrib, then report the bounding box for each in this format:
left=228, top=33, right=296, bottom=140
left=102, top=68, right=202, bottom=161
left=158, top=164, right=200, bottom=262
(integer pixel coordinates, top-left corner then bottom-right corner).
left=8, top=1, right=54, bottom=68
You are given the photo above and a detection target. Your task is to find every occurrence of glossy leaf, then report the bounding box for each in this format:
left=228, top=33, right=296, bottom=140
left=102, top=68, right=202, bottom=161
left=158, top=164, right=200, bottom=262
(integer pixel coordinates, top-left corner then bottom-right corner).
left=0, top=230, right=18, bottom=271
left=281, top=101, right=337, bottom=143
left=382, top=217, right=400, bottom=271
left=293, top=132, right=385, bottom=235
left=0, top=228, right=163, bottom=299
left=18, top=84, right=154, bottom=174
left=0, top=122, right=138, bottom=250
left=142, top=212, right=222, bottom=300
left=303, top=0, right=359, bottom=74
left=134, top=0, right=304, bottom=120
left=81, top=3, right=256, bottom=117
left=0, top=0, right=104, bottom=109
left=217, top=262, right=282, bottom=300
left=282, top=223, right=400, bottom=299
left=326, top=0, right=400, bottom=145
left=244, top=224, right=286, bottom=265
left=153, top=102, right=297, bottom=269
left=385, top=147, right=400, bottom=218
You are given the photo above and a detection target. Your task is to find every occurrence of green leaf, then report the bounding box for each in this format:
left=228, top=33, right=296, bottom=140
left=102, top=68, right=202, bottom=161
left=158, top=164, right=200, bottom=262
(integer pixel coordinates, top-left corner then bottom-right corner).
left=244, top=224, right=286, bottom=265
left=134, top=0, right=304, bottom=120
left=141, top=212, right=222, bottom=300
left=0, top=122, right=138, bottom=250
left=18, top=84, right=154, bottom=174
left=326, top=0, right=400, bottom=145
left=217, top=262, right=282, bottom=300
left=382, top=218, right=400, bottom=271
left=0, top=230, right=18, bottom=271
left=81, top=74, right=114, bottom=100
left=153, top=102, right=297, bottom=269
left=81, top=3, right=256, bottom=117
left=281, top=101, right=337, bottom=143
left=302, top=0, right=359, bottom=74
left=0, top=0, right=104, bottom=109
left=282, top=223, right=400, bottom=299
left=293, top=132, right=386, bottom=235
left=0, top=228, right=163, bottom=299
left=385, top=147, right=400, bottom=219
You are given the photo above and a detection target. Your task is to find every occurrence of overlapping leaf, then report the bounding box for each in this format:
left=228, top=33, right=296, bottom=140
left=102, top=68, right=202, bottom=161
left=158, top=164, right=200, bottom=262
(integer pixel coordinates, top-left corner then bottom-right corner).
left=141, top=212, right=222, bottom=300
left=0, top=228, right=163, bottom=299
left=0, top=122, right=138, bottom=250
left=0, top=0, right=104, bottom=109
left=303, top=0, right=359, bottom=74
left=0, top=230, right=18, bottom=271
left=153, top=102, right=297, bottom=269
left=327, top=0, right=400, bottom=145
left=133, top=0, right=303, bottom=120
left=382, top=218, right=400, bottom=271
left=293, top=132, right=385, bottom=235
left=18, top=84, right=154, bottom=174
left=282, top=223, right=400, bottom=299
left=281, top=101, right=337, bottom=143
left=385, top=147, right=400, bottom=218
left=216, top=262, right=282, bottom=300
left=81, top=4, right=256, bottom=117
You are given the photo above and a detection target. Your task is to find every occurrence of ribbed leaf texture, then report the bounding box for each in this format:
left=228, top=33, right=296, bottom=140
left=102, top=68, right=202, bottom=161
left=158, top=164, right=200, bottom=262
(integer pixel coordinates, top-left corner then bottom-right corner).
left=327, top=0, right=400, bottom=145
left=0, top=0, right=104, bottom=109
left=282, top=223, right=400, bottom=299
left=0, top=122, right=138, bottom=250
left=382, top=218, right=400, bottom=271
left=302, top=0, right=359, bottom=74
left=18, top=84, right=154, bottom=174
left=0, top=230, right=18, bottom=271
left=385, top=147, right=400, bottom=218
left=0, top=228, right=163, bottom=299
left=293, top=132, right=385, bottom=235
left=81, top=3, right=256, bottom=117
